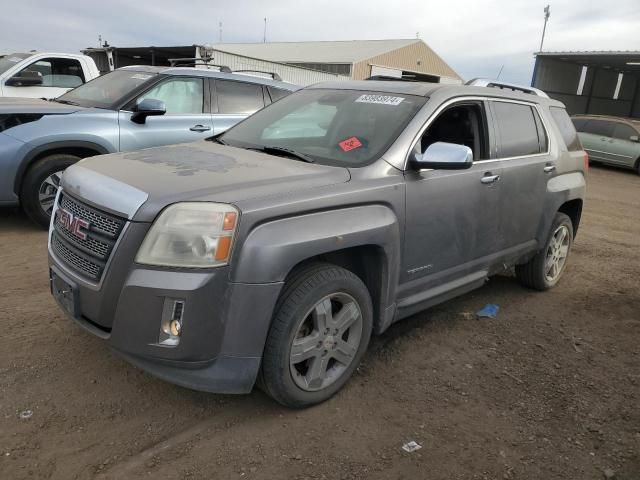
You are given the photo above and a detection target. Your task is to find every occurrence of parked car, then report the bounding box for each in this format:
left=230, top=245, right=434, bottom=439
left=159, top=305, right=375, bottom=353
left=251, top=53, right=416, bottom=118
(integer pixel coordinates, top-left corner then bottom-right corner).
left=48, top=80, right=586, bottom=407
left=0, top=52, right=100, bottom=99
left=0, top=66, right=299, bottom=226
left=572, top=114, right=640, bottom=174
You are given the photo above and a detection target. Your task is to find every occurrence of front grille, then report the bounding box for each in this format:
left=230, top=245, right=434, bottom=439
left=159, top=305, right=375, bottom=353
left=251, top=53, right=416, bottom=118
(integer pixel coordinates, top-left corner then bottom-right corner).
left=52, top=193, right=126, bottom=282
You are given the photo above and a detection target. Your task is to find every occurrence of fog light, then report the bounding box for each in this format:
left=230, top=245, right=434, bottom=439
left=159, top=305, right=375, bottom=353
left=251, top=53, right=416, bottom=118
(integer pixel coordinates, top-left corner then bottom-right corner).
left=159, top=299, right=185, bottom=346
left=169, top=319, right=181, bottom=336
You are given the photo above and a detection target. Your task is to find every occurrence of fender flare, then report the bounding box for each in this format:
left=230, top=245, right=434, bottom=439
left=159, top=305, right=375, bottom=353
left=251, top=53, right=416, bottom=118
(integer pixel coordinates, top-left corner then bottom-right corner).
left=231, top=204, right=401, bottom=329
left=13, top=140, right=110, bottom=195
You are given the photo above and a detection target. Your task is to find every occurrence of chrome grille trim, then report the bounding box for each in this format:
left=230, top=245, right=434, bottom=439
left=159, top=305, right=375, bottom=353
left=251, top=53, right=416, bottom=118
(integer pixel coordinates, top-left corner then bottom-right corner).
left=51, top=233, right=102, bottom=280
left=52, top=193, right=126, bottom=282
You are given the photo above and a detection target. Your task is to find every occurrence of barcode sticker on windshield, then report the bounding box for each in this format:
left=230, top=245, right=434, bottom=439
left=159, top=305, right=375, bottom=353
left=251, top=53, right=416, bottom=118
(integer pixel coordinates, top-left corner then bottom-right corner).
left=7, top=57, right=23, bottom=63
left=355, top=94, right=404, bottom=106
left=131, top=74, right=153, bottom=80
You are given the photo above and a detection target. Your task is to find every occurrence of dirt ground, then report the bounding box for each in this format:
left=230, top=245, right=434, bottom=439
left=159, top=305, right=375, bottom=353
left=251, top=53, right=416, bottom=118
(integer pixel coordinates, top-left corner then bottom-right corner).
left=0, top=166, right=639, bottom=480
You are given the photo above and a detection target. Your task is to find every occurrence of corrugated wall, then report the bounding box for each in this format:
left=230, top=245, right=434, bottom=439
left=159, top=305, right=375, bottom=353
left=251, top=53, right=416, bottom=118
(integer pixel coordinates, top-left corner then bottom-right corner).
left=210, top=49, right=349, bottom=86
left=351, top=41, right=462, bottom=82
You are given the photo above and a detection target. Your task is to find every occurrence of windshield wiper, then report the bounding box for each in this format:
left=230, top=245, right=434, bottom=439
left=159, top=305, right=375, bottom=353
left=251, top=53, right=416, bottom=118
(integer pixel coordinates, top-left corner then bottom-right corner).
left=255, top=146, right=315, bottom=163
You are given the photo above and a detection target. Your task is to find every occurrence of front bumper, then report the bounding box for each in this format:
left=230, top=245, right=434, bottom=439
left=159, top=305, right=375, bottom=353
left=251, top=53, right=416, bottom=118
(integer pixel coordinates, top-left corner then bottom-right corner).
left=49, top=239, right=283, bottom=394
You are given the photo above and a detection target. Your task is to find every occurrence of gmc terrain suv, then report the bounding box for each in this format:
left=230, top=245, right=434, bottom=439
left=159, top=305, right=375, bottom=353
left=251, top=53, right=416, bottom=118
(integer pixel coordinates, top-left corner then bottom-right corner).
left=48, top=79, right=587, bottom=407
left=0, top=65, right=297, bottom=227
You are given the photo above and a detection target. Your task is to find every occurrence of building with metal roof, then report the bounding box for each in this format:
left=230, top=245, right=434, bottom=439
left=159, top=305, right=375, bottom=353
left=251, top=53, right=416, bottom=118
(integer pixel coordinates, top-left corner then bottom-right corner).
left=214, top=39, right=463, bottom=84
left=532, top=51, right=640, bottom=119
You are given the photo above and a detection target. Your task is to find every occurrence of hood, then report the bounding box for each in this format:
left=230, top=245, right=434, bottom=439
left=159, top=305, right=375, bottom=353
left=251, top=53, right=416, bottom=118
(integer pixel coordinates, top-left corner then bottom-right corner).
left=0, top=97, right=83, bottom=114
left=61, top=140, right=350, bottom=222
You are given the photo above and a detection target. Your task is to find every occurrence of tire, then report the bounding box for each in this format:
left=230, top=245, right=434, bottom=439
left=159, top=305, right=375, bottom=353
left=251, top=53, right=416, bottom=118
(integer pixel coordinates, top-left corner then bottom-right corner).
left=261, top=263, right=373, bottom=408
left=515, top=212, right=573, bottom=291
left=21, top=154, right=80, bottom=228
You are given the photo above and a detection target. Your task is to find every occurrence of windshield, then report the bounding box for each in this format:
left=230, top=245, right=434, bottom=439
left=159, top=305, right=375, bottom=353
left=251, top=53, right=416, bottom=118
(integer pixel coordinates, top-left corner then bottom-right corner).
left=57, top=69, right=158, bottom=108
left=219, top=89, right=427, bottom=167
left=0, top=53, right=31, bottom=76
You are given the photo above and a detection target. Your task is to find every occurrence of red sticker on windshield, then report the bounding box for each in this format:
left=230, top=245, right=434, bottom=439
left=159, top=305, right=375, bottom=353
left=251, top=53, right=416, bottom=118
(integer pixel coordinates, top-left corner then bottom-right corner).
left=339, top=137, right=362, bottom=152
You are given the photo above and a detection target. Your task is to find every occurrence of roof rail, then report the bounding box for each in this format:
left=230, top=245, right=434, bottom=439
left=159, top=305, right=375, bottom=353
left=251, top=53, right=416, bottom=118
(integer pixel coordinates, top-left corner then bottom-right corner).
left=465, top=78, right=549, bottom=98
left=232, top=69, right=282, bottom=81
left=168, top=57, right=231, bottom=72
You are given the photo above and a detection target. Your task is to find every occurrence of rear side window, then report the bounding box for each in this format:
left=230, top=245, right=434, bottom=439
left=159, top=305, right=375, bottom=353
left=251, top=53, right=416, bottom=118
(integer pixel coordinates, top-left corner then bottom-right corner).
left=492, top=101, right=545, bottom=157
left=268, top=87, right=291, bottom=102
left=612, top=123, right=637, bottom=141
left=581, top=119, right=614, bottom=137
left=550, top=107, right=581, bottom=151
left=216, top=80, right=265, bottom=114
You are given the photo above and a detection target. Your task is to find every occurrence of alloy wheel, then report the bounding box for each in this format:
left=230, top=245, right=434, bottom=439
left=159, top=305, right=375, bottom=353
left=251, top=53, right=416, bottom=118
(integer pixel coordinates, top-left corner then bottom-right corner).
left=289, top=293, right=363, bottom=392
left=544, top=225, right=570, bottom=282
left=38, top=170, right=64, bottom=216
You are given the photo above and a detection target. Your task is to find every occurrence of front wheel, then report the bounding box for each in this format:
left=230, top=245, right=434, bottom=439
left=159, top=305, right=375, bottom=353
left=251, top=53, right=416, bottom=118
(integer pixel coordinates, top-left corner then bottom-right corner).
left=261, top=263, right=373, bottom=408
left=21, top=154, right=80, bottom=228
left=515, top=212, right=574, bottom=291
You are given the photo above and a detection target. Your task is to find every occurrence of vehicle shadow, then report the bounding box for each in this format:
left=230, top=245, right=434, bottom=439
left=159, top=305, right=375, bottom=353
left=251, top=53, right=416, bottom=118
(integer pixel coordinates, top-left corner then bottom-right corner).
left=0, top=207, right=43, bottom=233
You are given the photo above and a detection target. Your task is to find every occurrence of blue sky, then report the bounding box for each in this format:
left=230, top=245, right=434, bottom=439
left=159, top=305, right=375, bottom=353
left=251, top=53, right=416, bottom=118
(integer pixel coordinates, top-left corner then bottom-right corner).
left=1, top=0, right=639, bottom=84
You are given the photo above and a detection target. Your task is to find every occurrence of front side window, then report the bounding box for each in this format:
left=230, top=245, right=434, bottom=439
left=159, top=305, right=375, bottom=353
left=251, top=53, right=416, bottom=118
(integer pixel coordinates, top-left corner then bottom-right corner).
left=493, top=102, right=545, bottom=157
left=612, top=123, right=637, bottom=141
left=220, top=89, right=427, bottom=166
left=57, top=70, right=158, bottom=109
left=137, top=77, right=204, bottom=114
left=419, top=102, right=489, bottom=160
left=20, top=57, right=85, bottom=88
left=216, top=80, right=265, bottom=114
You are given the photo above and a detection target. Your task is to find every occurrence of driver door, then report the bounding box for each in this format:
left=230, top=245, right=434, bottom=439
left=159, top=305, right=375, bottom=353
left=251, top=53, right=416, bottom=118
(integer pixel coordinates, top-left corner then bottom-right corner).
left=400, top=100, right=502, bottom=300
left=118, top=76, right=213, bottom=151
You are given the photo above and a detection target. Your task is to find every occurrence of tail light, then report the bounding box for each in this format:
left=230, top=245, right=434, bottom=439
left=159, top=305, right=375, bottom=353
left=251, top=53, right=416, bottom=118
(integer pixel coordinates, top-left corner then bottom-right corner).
left=583, top=151, right=589, bottom=172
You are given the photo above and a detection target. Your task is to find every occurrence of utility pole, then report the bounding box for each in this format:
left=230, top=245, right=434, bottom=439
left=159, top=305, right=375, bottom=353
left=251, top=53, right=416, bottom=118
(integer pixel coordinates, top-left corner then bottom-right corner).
left=263, top=17, right=267, bottom=43
left=98, top=34, right=102, bottom=47
left=539, top=5, right=550, bottom=52
left=219, top=22, right=222, bottom=43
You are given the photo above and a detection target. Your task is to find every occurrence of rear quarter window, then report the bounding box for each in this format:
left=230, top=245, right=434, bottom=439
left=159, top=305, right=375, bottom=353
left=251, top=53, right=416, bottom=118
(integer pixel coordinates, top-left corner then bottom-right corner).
left=550, top=107, right=582, bottom=151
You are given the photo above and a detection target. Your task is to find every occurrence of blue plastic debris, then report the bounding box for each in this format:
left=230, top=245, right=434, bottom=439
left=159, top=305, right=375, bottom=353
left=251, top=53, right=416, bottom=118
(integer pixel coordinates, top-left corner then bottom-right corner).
left=476, top=304, right=500, bottom=319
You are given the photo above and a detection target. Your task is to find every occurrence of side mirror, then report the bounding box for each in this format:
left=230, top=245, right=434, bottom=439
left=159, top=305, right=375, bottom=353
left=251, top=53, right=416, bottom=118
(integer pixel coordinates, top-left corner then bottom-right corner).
left=131, top=98, right=166, bottom=124
left=412, top=142, right=473, bottom=170
left=5, top=72, right=43, bottom=87
left=630, top=135, right=639, bottom=143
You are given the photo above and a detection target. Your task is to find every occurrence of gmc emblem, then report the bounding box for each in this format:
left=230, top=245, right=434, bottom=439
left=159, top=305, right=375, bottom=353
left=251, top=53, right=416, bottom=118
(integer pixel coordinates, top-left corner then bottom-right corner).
left=57, top=208, right=90, bottom=240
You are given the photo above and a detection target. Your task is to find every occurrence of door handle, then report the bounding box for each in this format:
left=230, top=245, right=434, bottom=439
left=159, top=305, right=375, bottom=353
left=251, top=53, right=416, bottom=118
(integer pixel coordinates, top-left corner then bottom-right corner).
left=190, top=125, right=211, bottom=132
left=480, top=174, right=500, bottom=184
left=543, top=164, right=556, bottom=173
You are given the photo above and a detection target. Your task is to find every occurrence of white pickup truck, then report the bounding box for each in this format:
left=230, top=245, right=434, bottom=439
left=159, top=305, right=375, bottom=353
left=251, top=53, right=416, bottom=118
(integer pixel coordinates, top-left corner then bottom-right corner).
left=0, top=52, right=100, bottom=99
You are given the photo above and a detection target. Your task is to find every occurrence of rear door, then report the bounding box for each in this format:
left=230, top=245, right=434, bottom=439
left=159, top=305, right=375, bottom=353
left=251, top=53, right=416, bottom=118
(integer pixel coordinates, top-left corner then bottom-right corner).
left=118, top=76, right=213, bottom=151
left=211, top=79, right=267, bottom=134
left=490, top=100, right=551, bottom=254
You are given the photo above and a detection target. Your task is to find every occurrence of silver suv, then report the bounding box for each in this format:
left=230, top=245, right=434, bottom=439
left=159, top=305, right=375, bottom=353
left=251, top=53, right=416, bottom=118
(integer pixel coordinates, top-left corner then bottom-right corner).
left=0, top=65, right=298, bottom=226
left=48, top=79, right=587, bottom=407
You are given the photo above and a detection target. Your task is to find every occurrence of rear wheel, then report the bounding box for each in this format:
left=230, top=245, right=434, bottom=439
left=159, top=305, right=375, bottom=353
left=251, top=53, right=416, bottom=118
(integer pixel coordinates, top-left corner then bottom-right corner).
left=515, top=212, right=573, bottom=291
left=261, top=263, right=372, bottom=408
left=21, top=154, right=80, bottom=228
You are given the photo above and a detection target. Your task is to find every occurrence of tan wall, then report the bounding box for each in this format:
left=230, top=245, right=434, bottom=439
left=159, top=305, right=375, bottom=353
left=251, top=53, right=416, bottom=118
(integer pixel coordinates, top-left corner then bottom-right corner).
left=351, top=41, right=461, bottom=81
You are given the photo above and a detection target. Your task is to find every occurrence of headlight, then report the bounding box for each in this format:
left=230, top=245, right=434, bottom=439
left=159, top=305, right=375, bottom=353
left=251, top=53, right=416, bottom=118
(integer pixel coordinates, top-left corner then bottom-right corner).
left=136, top=202, right=238, bottom=268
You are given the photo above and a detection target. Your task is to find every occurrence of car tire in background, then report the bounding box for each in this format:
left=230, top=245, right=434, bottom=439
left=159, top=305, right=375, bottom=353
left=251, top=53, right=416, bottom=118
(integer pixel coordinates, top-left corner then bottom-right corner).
left=261, top=263, right=373, bottom=408
left=21, top=154, right=80, bottom=229
left=516, top=212, right=574, bottom=291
